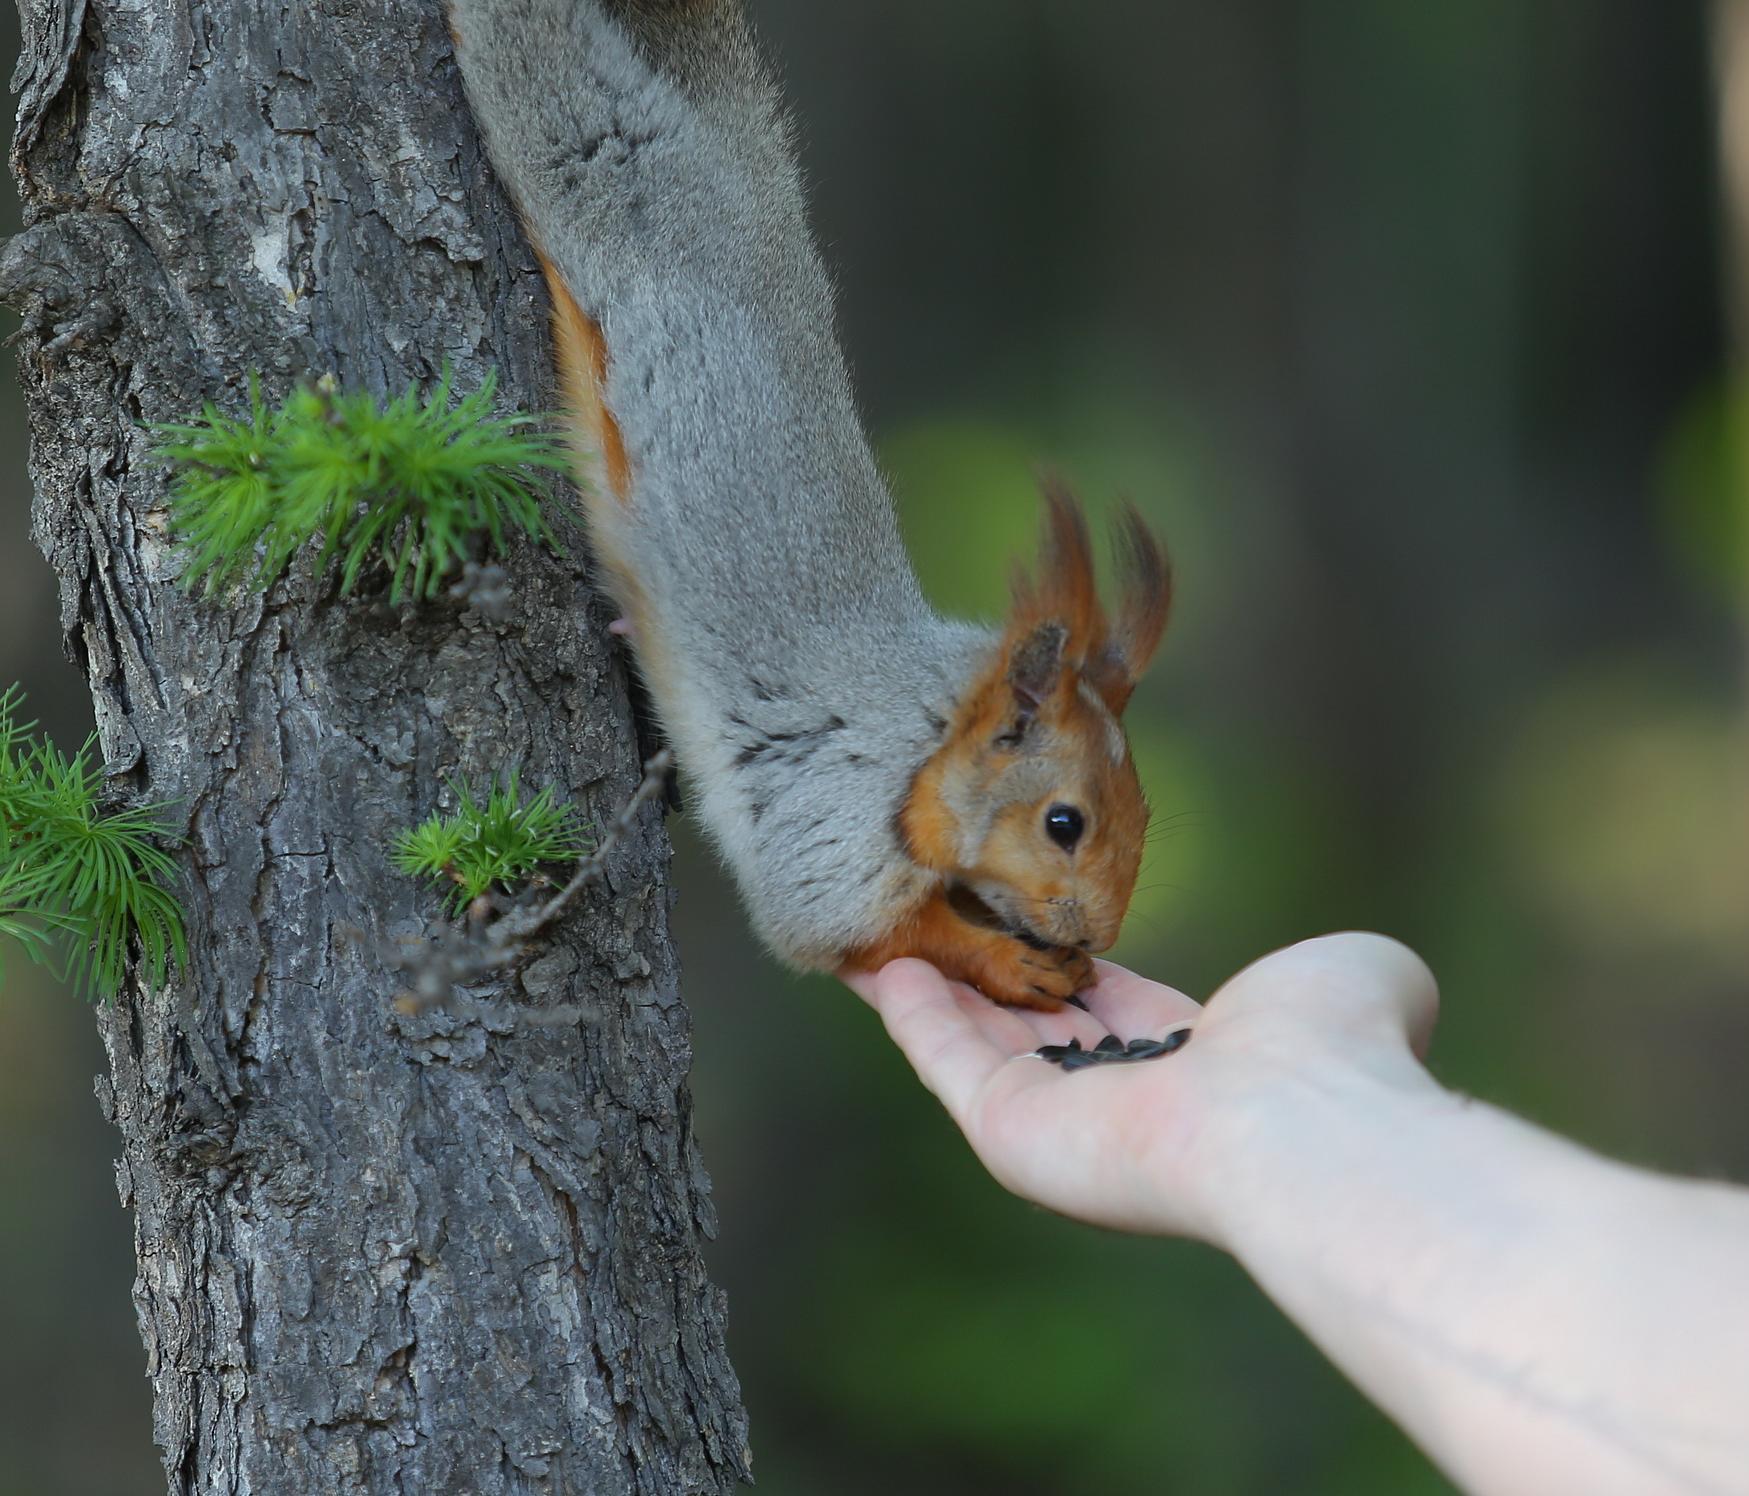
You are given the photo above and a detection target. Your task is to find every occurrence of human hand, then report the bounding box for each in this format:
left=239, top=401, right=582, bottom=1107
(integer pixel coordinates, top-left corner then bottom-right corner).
left=842, top=933, right=1439, bottom=1246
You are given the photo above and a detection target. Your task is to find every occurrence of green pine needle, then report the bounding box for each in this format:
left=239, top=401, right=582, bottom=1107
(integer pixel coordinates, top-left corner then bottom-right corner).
left=392, top=774, right=590, bottom=915
left=152, top=369, right=570, bottom=603
left=0, top=685, right=188, bottom=1001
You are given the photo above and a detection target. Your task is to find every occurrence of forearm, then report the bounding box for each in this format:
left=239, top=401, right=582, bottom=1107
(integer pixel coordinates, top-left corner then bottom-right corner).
left=1204, top=1049, right=1749, bottom=1495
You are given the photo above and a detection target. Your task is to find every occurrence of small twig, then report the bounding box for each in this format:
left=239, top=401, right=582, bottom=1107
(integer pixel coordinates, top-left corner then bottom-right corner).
left=447, top=560, right=512, bottom=620
left=390, top=748, right=675, bottom=1016
left=490, top=747, right=674, bottom=945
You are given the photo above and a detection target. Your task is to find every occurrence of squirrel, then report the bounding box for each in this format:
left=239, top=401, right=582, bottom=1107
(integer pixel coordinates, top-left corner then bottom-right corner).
left=447, top=0, right=1170, bottom=1008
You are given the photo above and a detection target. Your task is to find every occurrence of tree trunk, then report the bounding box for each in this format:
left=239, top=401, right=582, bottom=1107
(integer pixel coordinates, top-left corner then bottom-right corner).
left=1, top=0, right=749, bottom=1489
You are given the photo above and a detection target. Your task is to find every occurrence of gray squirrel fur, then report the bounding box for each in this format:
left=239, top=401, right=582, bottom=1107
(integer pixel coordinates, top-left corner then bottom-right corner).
left=448, top=0, right=999, bottom=967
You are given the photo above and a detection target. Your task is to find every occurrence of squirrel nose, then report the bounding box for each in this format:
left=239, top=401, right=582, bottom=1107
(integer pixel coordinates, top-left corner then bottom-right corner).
left=1060, top=898, right=1124, bottom=953
left=1048, top=896, right=1090, bottom=946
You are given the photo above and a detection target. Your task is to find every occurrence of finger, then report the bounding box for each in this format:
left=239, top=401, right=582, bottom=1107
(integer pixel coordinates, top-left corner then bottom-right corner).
left=1079, top=959, right=1203, bottom=1038
left=840, top=963, right=892, bottom=1010
left=1287, top=933, right=1439, bottom=1053
left=1003, top=998, right=1117, bottom=1051
left=844, top=961, right=1111, bottom=1050
left=843, top=959, right=1022, bottom=1125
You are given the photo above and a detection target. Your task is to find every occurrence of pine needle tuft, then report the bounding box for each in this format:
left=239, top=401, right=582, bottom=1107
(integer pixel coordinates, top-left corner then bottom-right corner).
left=0, top=686, right=187, bottom=1001
left=392, top=775, right=590, bottom=915
left=152, top=369, right=568, bottom=603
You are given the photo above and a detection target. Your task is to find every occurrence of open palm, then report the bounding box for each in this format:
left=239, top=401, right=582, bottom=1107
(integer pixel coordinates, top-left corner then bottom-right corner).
left=842, top=935, right=1439, bottom=1245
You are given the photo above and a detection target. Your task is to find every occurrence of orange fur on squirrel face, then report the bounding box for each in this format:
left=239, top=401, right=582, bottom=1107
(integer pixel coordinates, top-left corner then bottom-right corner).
left=856, top=484, right=1171, bottom=1008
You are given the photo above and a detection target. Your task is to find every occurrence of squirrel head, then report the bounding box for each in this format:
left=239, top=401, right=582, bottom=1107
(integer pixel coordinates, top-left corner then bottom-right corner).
left=902, top=482, right=1171, bottom=954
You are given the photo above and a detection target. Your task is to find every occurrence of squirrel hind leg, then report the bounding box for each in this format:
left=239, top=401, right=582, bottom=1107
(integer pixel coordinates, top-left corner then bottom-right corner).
left=537, top=249, right=632, bottom=507
left=534, top=249, right=687, bottom=736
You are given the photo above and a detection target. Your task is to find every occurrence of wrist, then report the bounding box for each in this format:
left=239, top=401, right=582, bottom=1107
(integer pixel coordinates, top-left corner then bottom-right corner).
left=1167, top=1025, right=1451, bottom=1253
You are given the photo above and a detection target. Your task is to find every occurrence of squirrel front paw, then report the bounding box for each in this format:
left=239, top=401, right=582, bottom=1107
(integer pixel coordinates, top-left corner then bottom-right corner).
left=843, top=888, right=1097, bottom=1010
left=971, top=940, right=1094, bottom=1011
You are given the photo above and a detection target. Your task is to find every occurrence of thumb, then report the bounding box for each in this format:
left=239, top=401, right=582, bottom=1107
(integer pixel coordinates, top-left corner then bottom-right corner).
left=1212, top=932, right=1439, bottom=1059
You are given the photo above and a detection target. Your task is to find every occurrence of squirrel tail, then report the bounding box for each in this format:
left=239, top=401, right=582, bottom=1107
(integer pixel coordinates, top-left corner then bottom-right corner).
left=449, top=0, right=879, bottom=720
left=448, top=0, right=821, bottom=623
left=447, top=0, right=803, bottom=293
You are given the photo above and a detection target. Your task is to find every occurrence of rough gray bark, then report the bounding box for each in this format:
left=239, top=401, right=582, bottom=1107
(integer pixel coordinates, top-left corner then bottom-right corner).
left=1, top=0, right=750, bottom=1490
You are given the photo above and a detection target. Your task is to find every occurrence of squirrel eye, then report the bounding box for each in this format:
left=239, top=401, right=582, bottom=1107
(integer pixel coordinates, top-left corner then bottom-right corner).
left=1044, top=803, right=1085, bottom=850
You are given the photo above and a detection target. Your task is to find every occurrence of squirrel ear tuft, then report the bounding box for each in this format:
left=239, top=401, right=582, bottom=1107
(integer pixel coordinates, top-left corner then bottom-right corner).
left=1006, top=621, right=1068, bottom=709
left=1000, top=478, right=1102, bottom=695
left=1000, top=481, right=1170, bottom=717
left=1085, top=502, right=1171, bottom=715
left=1031, top=477, right=1102, bottom=656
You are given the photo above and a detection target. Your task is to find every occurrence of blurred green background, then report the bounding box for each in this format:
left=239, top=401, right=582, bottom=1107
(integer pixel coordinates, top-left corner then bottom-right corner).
left=4, top=2, right=1746, bottom=1493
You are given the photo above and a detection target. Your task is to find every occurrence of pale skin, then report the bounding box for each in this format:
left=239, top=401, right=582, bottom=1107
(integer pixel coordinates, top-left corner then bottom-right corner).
left=842, top=934, right=1749, bottom=1496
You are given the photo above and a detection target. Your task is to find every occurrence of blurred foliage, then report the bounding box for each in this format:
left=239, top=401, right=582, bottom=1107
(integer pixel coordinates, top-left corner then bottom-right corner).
left=1662, top=377, right=1749, bottom=602
left=4, top=0, right=1745, bottom=1493
left=1495, top=662, right=1749, bottom=963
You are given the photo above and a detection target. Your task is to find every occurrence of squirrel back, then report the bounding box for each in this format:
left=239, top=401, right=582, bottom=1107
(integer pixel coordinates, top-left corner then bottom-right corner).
left=449, top=0, right=1170, bottom=1005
